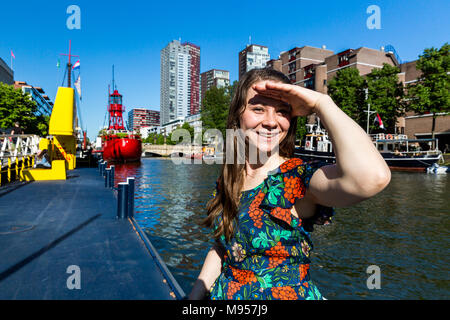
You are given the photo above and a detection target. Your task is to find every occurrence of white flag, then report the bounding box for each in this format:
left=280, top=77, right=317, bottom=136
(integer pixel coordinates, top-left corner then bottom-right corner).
left=74, top=75, right=81, bottom=100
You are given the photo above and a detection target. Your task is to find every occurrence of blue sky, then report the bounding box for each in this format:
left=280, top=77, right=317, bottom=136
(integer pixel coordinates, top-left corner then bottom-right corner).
left=1, top=0, right=449, bottom=140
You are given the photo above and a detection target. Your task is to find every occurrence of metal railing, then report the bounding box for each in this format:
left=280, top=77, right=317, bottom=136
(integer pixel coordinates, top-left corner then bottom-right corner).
left=0, top=134, right=41, bottom=166
left=0, top=134, right=40, bottom=186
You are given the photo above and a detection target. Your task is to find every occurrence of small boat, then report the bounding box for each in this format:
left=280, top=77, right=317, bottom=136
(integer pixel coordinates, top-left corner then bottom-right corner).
left=426, top=163, right=449, bottom=174
left=295, top=122, right=444, bottom=172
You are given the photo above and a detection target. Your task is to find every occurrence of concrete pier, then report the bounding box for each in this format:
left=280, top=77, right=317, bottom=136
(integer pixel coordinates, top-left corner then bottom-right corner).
left=0, top=167, right=185, bottom=299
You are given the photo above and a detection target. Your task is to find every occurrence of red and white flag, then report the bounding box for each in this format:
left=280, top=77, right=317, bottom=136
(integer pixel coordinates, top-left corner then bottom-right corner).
left=11, top=50, right=15, bottom=59
left=374, top=113, right=385, bottom=129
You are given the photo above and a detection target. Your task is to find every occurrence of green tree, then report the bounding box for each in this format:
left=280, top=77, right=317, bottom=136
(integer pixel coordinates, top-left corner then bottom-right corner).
left=406, top=43, right=450, bottom=139
left=327, top=67, right=366, bottom=126
left=295, top=116, right=307, bottom=144
left=366, top=63, right=405, bottom=133
left=201, top=86, right=230, bottom=139
left=0, top=83, right=49, bottom=136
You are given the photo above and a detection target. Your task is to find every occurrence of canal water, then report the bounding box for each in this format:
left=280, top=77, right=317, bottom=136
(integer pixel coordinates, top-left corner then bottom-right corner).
left=113, top=158, right=449, bottom=300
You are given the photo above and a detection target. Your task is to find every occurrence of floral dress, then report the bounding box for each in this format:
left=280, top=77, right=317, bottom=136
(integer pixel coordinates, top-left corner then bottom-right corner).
left=208, top=158, right=334, bottom=300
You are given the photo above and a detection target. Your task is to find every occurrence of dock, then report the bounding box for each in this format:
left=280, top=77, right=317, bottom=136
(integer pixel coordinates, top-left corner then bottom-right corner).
left=0, top=166, right=185, bottom=299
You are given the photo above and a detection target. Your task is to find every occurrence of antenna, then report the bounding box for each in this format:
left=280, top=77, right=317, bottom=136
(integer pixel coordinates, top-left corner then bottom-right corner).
left=112, top=65, right=115, bottom=91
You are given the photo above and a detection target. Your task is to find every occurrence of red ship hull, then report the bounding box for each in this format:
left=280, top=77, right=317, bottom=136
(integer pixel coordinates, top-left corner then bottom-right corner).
left=102, top=136, right=142, bottom=162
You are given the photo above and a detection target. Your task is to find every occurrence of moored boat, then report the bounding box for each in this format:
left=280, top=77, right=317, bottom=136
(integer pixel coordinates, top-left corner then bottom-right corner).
left=99, top=70, right=142, bottom=163
left=295, top=123, right=443, bottom=171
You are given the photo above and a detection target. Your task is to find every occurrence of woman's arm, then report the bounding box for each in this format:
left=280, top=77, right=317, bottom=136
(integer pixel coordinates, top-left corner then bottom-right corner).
left=252, top=81, right=391, bottom=208
left=188, top=243, right=224, bottom=300
left=307, top=95, right=391, bottom=207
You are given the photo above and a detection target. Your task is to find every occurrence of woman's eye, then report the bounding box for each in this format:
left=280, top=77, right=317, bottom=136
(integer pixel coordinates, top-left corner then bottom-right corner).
left=253, top=108, right=264, bottom=112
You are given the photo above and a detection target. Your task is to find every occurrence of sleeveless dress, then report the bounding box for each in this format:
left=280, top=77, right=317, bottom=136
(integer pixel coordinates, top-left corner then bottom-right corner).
left=208, top=158, right=335, bottom=300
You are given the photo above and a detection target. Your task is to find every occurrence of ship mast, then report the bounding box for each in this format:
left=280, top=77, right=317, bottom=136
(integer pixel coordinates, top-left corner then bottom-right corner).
left=107, top=65, right=125, bottom=131
left=60, top=40, right=79, bottom=88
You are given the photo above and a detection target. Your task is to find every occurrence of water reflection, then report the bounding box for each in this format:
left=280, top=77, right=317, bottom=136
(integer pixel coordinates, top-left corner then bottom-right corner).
left=114, top=159, right=450, bottom=299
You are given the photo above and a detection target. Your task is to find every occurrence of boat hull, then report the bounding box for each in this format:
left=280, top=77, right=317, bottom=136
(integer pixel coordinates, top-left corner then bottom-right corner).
left=294, top=148, right=442, bottom=171
left=103, top=137, right=142, bottom=162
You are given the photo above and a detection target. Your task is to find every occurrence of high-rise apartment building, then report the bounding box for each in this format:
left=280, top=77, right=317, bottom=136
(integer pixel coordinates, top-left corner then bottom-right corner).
left=160, top=40, right=200, bottom=126
left=200, top=69, right=230, bottom=103
left=238, top=44, right=270, bottom=80
left=128, top=108, right=160, bottom=131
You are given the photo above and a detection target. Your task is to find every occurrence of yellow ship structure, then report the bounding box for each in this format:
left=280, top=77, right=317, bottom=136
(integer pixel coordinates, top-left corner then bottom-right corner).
left=20, top=86, right=77, bottom=181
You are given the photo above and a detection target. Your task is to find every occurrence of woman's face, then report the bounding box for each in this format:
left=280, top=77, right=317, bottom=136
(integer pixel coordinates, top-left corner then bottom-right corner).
left=239, top=80, right=292, bottom=154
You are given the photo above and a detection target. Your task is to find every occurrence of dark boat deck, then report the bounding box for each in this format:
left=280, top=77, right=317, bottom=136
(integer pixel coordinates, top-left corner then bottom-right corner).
left=0, top=167, right=182, bottom=299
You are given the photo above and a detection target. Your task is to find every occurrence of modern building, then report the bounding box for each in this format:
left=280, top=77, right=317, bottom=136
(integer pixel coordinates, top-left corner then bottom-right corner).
left=200, top=69, right=230, bottom=103
left=160, top=40, right=200, bottom=126
left=128, top=108, right=160, bottom=131
left=0, top=57, right=14, bottom=85
left=13, top=81, right=53, bottom=117
left=238, top=44, right=270, bottom=80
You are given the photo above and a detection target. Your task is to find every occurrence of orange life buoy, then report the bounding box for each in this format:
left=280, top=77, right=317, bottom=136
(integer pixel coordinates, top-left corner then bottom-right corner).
left=386, top=134, right=393, bottom=140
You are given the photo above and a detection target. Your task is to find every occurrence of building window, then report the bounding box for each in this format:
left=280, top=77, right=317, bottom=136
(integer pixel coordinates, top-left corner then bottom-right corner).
left=304, top=78, right=314, bottom=90
left=337, top=50, right=352, bottom=67
left=288, top=62, right=296, bottom=74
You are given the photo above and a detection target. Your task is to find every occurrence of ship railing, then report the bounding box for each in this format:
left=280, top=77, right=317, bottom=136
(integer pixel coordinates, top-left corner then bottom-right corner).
left=0, top=134, right=40, bottom=167
left=369, top=133, right=408, bottom=141
left=389, top=150, right=442, bottom=158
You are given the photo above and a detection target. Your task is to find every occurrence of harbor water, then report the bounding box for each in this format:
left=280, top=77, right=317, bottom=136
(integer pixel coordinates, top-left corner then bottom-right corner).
left=113, top=158, right=449, bottom=300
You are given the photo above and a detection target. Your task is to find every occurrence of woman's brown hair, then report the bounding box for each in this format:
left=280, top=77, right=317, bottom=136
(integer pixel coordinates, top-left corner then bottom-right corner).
left=203, top=68, right=298, bottom=243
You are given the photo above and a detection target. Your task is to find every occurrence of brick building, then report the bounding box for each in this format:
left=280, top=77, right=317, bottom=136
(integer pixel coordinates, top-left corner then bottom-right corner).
left=399, top=60, right=450, bottom=150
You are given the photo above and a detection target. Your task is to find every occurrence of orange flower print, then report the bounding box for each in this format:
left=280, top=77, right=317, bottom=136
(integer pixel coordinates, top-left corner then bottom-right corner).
left=230, top=266, right=257, bottom=285
left=299, top=264, right=310, bottom=281
left=283, top=176, right=304, bottom=204
left=249, top=190, right=265, bottom=228
left=280, top=158, right=303, bottom=173
left=265, top=241, right=289, bottom=268
left=227, top=281, right=243, bottom=299
left=271, top=286, right=298, bottom=300
left=270, top=207, right=292, bottom=225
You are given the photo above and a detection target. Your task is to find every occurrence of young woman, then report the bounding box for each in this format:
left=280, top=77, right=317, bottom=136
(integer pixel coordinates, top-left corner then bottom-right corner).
left=189, top=68, right=391, bottom=300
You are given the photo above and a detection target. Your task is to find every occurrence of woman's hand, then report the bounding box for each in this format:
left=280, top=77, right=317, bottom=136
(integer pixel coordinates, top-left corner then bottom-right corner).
left=252, top=81, right=326, bottom=117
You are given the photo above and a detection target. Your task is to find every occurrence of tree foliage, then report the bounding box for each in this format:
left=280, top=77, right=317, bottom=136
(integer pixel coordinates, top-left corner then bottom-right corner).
left=327, top=64, right=405, bottom=133
left=366, top=63, right=405, bottom=133
left=406, top=43, right=450, bottom=137
left=327, top=67, right=366, bottom=125
left=0, top=83, right=49, bottom=136
left=200, top=86, right=230, bottom=139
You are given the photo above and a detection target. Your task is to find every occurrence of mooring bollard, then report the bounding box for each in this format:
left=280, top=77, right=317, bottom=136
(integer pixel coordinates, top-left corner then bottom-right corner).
left=100, top=162, right=106, bottom=177
left=105, top=168, right=110, bottom=188
left=117, top=182, right=129, bottom=219
left=127, top=177, right=135, bottom=218
left=109, top=165, right=115, bottom=188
